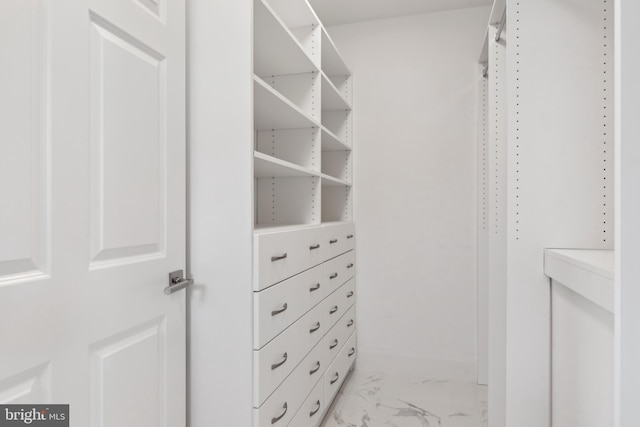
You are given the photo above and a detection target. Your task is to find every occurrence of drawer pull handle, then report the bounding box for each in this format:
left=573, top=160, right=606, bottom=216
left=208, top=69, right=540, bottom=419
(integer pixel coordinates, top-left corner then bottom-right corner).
left=330, top=372, right=340, bottom=385
left=271, top=352, right=288, bottom=370
left=271, top=303, right=288, bottom=316
left=347, top=234, right=354, bottom=239
left=309, top=244, right=320, bottom=250
left=330, top=273, right=338, bottom=280
left=348, top=347, right=356, bottom=357
left=310, top=322, right=321, bottom=333
left=271, top=402, right=288, bottom=424
left=310, top=361, right=321, bottom=375
left=347, top=319, right=354, bottom=327
left=271, top=253, right=287, bottom=262
left=329, top=305, right=338, bottom=314
left=310, top=283, right=321, bottom=292
left=310, top=400, right=321, bottom=417
left=347, top=291, right=354, bottom=298
left=330, top=339, right=339, bottom=349
left=330, top=239, right=338, bottom=244
left=347, top=263, right=354, bottom=269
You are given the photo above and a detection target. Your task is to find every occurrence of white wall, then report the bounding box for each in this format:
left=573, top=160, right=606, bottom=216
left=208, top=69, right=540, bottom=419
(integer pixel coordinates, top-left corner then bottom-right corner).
left=188, top=1, right=253, bottom=426
left=615, top=1, right=640, bottom=425
left=328, top=6, right=491, bottom=380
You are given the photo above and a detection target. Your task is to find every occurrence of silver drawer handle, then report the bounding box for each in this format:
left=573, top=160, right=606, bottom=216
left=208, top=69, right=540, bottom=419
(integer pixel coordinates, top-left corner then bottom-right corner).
left=310, top=283, right=321, bottom=292
left=348, top=347, right=355, bottom=357
left=310, top=361, right=321, bottom=375
left=347, top=291, right=354, bottom=298
left=329, top=239, right=338, bottom=244
left=330, top=339, right=339, bottom=349
left=310, top=400, right=321, bottom=417
left=347, top=234, right=354, bottom=239
left=310, top=322, right=321, bottom=333
left=271, top=253, right=287, bottom=262
left=309, top=244, right=320, bottom=250
left=329, top=305, right=338, bottom=314
left=271, top=402, right=288, bottom=424
left=271, top=303, right=288, bottom=316
left=347, top=263, right=354, bottom=269
left=330, top=273, right=338, bottom=279
left=330, top=372, right=340, bottom=385
left=271, top=352, right=288, bottom=370
left=347, top=319, right=354, bottom=327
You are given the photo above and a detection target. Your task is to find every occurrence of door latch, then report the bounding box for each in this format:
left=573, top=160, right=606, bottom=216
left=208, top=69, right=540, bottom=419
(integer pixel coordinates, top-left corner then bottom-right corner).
left=164, top=270, right=193, bottom=295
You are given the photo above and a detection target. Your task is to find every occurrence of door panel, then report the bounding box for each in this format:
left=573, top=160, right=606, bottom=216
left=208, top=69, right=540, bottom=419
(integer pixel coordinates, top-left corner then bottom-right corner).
left=89, top=14, right=166, bottom=266
left=0, top=1, right=186, bottom=426
left=0, top=0, right=49, bottom=281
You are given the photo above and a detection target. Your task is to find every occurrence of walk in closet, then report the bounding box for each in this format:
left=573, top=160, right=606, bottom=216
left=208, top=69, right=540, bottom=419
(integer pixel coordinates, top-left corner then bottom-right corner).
left=188, top=0, right=640, bottom=425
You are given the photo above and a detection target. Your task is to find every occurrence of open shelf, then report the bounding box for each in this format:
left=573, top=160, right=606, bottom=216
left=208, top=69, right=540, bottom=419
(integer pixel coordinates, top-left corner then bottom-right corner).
left=254, top=0, right=318, bottom=76
left=321, top=110, right=351, bottom=143
left=252, top=0, right=352, bottom=230
left=260, top=73, right=320, bottom=121
left=321, top=150, right=351, bottom=183
left=321, top=184, right=352, bottom=222
left=266, top=0, right=319, bottom=28
left=321, top=127, right=350, bottom=151
left=254, top=76, right=320, bottom=130
left=321, top=174, right=351, bottom=186
left=321, top=28, right=350, bottom=78
left=254, top=152, right=319, bottom=178
left=255, top=176, right=320, bottom=226
left=321, top=72, right=351, bottom=111
left=256, top=128, right=320, bottom=172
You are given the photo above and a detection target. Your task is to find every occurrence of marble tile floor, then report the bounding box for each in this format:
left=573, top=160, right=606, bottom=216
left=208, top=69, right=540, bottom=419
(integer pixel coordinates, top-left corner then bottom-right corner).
left=320, top=370, right=488, bottom=427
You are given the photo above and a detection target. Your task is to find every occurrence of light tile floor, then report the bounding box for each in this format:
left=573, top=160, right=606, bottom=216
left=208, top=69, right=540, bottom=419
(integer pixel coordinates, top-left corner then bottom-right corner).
left=320, top=370, right=488, bottom=427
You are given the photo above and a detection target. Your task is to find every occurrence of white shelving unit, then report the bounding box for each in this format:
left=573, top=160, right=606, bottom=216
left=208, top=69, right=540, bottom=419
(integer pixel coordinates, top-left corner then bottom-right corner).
left=477, top=1, right=614, bottom=426
left=189, top=2, right=354, bottom=426
left=253, top=0, right=352, bottom=228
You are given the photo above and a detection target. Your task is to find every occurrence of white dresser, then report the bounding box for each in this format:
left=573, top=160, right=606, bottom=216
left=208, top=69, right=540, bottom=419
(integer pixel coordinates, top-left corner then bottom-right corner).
left=253, top=223, right=356, bottom=426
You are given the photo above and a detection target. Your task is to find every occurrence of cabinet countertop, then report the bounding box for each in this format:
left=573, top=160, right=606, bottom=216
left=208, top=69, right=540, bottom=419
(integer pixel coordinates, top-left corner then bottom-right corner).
left=544, top=249, right=614, bottom=313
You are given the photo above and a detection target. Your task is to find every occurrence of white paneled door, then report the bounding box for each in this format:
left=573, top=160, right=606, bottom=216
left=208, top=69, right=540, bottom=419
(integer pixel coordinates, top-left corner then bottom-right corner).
left=0, top=0, right=186, bottom=426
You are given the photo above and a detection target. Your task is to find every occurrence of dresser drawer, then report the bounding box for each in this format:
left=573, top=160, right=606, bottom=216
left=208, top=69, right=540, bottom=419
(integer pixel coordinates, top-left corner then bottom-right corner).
left=322, top=250, right=355, bottom=295
left=322, top=222, right=355, bottom=259
left=325, top=332, right=357, bottom=405
left=323, top=305, right=356, bottom=366
left=254, top=301, right=327, bottom=407
left=339, top=277, right=356, bottom=308
left=287, top=378, right=325, bottom=427
left=254, top=339, right=326, bottom=427
left=324, top=284, right=348, bottom=331
left=254, top=264, right=325, bottom=349
left=254, top=227, right=325, bottom=291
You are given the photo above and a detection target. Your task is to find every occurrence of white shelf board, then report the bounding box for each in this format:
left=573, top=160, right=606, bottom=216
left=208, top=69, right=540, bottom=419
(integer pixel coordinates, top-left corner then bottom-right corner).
left=489, top=0, right=506, bottom=26
left=254, top=222, right=319, bottom=234
left=320, top=220, right=353, bottom=227
left=254, top=151, right=319, bottom=178
left=254, top=76, right=320, bottom=130
left=265, top=0, right=319, bottom=29
left=544, top=249, right=614, bottom=313
left=321, top=28, right=350, bottom=77
left=254, top=0, right=318, bottom=76
left=321, top=127, right=350, bottom=151
left=321, top=174, right=351, bottom=187
left=321, top=72, right=351, bottom=111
